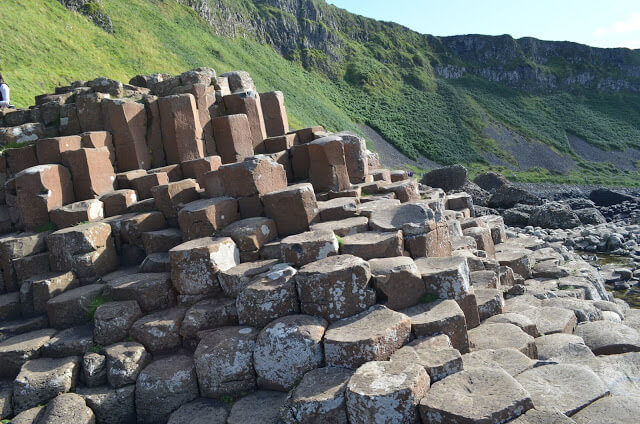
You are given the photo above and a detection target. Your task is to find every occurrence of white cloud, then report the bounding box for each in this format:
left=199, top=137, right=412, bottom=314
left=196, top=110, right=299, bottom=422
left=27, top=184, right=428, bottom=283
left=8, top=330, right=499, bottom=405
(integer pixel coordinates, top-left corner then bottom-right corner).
left=621, top=40, right=640, bottom=49
left=595, top=14, right=640, bottom=35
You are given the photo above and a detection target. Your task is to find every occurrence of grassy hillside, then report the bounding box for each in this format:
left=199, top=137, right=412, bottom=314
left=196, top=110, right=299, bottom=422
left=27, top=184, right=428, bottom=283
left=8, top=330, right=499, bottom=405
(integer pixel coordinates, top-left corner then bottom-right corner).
left=1, top=0, right=639, bottom=186
left=0, top=0, right=357, bottom=133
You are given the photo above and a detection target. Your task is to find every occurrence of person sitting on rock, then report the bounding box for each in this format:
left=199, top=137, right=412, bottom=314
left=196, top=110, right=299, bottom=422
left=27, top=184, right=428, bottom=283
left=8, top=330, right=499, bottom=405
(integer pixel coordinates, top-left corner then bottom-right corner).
left=0, top=73, right=14, bottom=109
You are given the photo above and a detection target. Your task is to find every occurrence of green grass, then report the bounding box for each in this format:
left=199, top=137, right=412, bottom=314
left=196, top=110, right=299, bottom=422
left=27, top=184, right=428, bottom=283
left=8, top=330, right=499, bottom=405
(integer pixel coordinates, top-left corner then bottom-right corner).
left=37, top=221, right=57, bottom=233
left=1, top=0, right=640, bottom=186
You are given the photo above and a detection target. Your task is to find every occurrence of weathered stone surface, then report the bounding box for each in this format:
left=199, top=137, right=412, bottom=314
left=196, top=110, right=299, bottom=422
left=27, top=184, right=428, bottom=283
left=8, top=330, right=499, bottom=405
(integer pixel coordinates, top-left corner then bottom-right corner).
left=420, top=367, right=533, bottom=423
left=462, top=348, right=536, bottom=377
left=475, top=287, right=504, bottom=321
left=50, top=199, right=104, bottom=229
left=415, top=256, right=472, bottom=301
left=237, top=267, right=299, bottom=328
left=254, top=314, right=327, bottom=391
left=280, top=367, right=352, bottom=424
left=41, top=325, right=93, bottom=358
left=589, top=352, right=640, bottom=396
left=221, top=217, right=277, bottom=252
left=167, top=398, right=229, bottom=424
left=346, top=360, right=429, bottom=424
left=229, top=391, right=287, bottom=424
left=104, top=342, right=149, bottom=388
left=516, top=364, right=609, bottom=416
left=195, top=326, right=259, bottom=397
left=402, top=299, right=469, bottom=353
left=131, top=172, right=169, bottom=200
left=263, top=183, right=319, bottom=236
left=324, top=305, right=411, bottom=369
left=14, top=164, right=75, bottom=231
left=103, top=272, right=175, bottom=312
left=469, top=322, right=537, bottom=358
left=211, top=114, right=254, bottom=164
left=307, top=136, right=350, bottom=192
left=337, top=132, right=368, bottom=184
left=81, top=131, right=116, bottom=164
left=341, top=231, right=404, bottom=260
left=224, top=91, right=267, bottom=153
left=260, top=91, right=288, bottom=137
left=571, top=395, right=639, bottom=424
left=10, top=405, right=46, bottom=424
left=151, top=179, right=200, bottom=225
left=378, top=179, right=420, bottom=203
left=47, top=222, right=119, bottom=281
left=318, top=197, right=358, bottom=222
left=574, top=320, right=640, bottom=355
left=141, top=228, right=182, bottom=254
left=135, top=354, right=199, bottom=424
left=496, top=249, right=532, bottom=279
left=46, top=284, right=104, bottom=329
left=485, top=312, right=538, bottom=338
left=78, top=384, right=136, bottom=424
left=181, top=155, right=221, bottom=186
left=0, top=328, right=56, bottom=378
left=81, top=352, right=107, bottom=388
left=310, top=216, right=369, bottom=237
left=103, top=99, right=151, bottom=171
left=37, top=392, right=95, bottom=424
left=281, top=230, right=339, bottom=267
left=217, top=259, right=280, bottom=298
left=296, top=255, right=374, bottom=323
left=180, top=297, right=238, bottom=338
left=130, top=307, right=186, bottom=353
left=13, top=356, right=80, bottom=414
left=369, top=256, right=426, bottom=310
left=158, top=94, right=204, bottom=164
left=62, top=147, right=116, bottom=200
left=369, top=202, right=435, bottom=232
left=535, top=333, right=596, bottom=366
left=94, top=300, right=143, bottom=345
left=218, top=155, right=287, bottom=198
left=0, top=379, right=12, bottom=419
left=178, top=197, right=239, bottom=240
left=521, top=306, right=577, bottom=336
left=391, top=334, right=463, bottom=382
left=420, top=165, right=468, bottom=192
left=169, top=237, right=238, bottom=295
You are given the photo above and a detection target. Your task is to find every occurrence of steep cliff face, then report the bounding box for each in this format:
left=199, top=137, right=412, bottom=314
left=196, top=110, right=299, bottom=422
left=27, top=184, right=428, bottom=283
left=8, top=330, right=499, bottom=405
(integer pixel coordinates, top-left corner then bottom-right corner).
left=173, top=0, right=640, bottom=93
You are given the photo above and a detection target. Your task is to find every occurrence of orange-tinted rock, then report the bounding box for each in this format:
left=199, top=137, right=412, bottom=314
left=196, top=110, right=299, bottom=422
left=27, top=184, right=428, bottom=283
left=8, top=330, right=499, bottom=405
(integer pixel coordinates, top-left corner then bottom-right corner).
left=102, top=99, right=151, bottom=171
left=36, top=136, right=82, bottom=165
left=181, top=156, right=221, bottom=186
left=14, top=165, right=75, bottom=231
left=263, top=183, right=319, bottom=236
left=308, top=136, right=350, bottom=192
left=131, top=172, right=169, bottom=200
left=224, top=92, right=267, bottom=153
left=151, top=179, right=200, bottom=226
left=62, top=147, right=116, bottom=200
left=80, top=131, right=116, bottom=164
left=211, top=114, right=254, bottom=164
left=158, top=94, right=204, bottom=164
left=260, top=91, right=288, bottom=137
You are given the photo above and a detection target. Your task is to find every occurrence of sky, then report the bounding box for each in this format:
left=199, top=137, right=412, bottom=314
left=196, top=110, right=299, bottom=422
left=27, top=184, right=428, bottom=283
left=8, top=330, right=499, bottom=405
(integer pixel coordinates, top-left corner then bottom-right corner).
left=325, top=0, right=640, bottom=49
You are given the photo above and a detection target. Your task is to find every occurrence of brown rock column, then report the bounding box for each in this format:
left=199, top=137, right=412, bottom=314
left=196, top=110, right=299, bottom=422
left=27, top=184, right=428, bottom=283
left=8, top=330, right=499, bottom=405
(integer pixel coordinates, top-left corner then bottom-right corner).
left=36, top=136, right=82, bottom=164
left=308, top=136, right=351, bottom=192
left=14, top=165, right=75, bottom=231
left=62, top=147, right=116, bottom=200
left=260, top=91, right=288, bottom=137
left=158, top=94, right=204, bottom=165
left=211, top=114, right=254, bottom=164
left=141, top=95, right=166, bottom=168
left=102, top=99, right=151, bottom=171
left=223, top=91, right=267, bottom=153
left=81, top=131, right=116, bottom=164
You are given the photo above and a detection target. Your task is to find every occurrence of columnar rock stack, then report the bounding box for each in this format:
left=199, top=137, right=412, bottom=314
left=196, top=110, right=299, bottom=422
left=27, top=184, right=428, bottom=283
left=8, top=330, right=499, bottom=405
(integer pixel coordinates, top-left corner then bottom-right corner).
left=0, top=69, right=638, bottom=423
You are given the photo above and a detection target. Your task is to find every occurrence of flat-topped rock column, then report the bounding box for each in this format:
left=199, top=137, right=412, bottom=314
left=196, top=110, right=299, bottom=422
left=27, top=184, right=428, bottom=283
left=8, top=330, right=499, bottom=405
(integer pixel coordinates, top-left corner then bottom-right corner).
left=158, top=94, right=204, bottom=164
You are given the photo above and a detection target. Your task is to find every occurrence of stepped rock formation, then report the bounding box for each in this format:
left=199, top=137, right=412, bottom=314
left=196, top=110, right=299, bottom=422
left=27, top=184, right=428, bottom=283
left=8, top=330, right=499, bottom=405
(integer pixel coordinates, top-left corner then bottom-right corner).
left=0, top=68, right=638, bottom=423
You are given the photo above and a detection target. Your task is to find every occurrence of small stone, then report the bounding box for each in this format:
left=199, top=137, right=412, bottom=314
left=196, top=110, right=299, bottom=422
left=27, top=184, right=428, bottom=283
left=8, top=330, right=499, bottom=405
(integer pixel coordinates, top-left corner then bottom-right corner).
left=104, top=342, right=149, bottom=388
left=420, top=367, right=533, bottom=424
left=81, top=352, right=107, bottom=387
left=324, top=305, right=411, bottom=369
left=194, top=326, right=259, bottom=397
left=254, top=314, right=328, bottom=391
left=516, top=364, right=609, bottom=416
left=346, top=360, right=429, bottom=424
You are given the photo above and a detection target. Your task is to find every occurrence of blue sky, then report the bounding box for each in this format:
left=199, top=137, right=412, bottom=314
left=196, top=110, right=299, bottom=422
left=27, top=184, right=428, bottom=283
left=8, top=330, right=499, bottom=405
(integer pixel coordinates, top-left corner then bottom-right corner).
left=325, top=0, right=640, bottom=49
